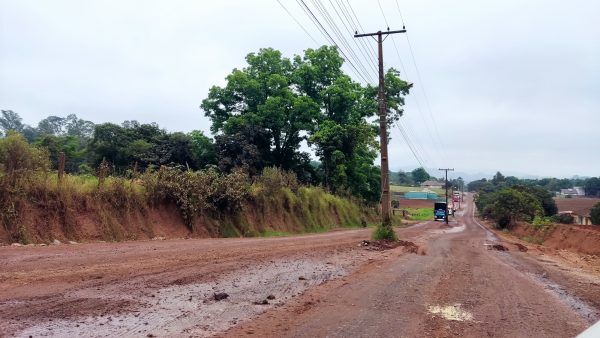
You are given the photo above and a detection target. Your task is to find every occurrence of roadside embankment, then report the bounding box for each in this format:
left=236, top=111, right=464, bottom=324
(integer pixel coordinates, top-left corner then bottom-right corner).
left=509, top=223, right=600, bottom=256
left=0, top=167, right=378, bottom=245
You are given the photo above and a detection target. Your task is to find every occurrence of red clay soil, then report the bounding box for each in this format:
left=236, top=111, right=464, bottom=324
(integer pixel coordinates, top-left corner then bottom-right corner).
left=555, top=197, right=600, bottom=215
left=510, top=223, right=600, bottom=255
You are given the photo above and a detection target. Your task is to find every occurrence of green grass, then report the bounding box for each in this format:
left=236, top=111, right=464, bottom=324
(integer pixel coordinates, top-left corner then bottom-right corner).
left=261, top=230, right=293, bottom=237
left=372, top=224, right=397, bottom=241
left=405, top=207, right=433, bottom=221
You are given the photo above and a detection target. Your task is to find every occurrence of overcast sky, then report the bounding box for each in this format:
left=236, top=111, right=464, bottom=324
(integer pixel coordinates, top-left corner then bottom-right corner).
left=1, top=0, right=598, bottom=178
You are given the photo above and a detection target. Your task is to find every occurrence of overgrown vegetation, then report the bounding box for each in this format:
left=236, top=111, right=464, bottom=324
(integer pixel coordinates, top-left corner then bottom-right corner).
left=0, top=133, right=375, bottom=243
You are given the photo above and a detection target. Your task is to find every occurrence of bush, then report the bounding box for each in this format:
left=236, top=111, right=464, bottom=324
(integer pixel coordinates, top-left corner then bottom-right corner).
left=139, top=166, right=249, bottom=229
left=0, top=133, right=51, bottom=243
left=478, top=188, right=542, bottom=229
left=254, top=167, right=299, bottom=194
left=0, top=132, right=50, bottom=182
left=532, top=216, right=552, bottom=229
left=372, top=224, right=397, bottom=241
left=551, top=213, right=574, bottom=224
left=591, top=202, right=600, bottom=225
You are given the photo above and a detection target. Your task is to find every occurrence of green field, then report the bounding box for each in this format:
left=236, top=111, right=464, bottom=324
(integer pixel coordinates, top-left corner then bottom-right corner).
left=405, top=208, right=434, bottom=221
left=390, top=185, right=446, bottom=196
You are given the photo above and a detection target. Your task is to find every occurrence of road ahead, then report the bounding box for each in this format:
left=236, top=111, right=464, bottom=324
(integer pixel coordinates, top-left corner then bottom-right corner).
left=1, top=195, right=598, bottom=337
left=225, top=196, right=599, bottom=337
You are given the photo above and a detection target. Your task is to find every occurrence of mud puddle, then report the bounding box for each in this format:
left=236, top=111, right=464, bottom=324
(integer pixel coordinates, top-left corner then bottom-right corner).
left=16, top=259, right=348, bottom=337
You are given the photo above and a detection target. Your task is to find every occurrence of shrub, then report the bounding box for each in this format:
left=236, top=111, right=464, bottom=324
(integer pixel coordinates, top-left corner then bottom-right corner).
left=139, top=166, right=249, bottom=229
left=532, top=216, right=552, bottom=229
left=0, top=133, right=51, bottom=242
left=0, top=132, right=50, bottom=183
left=254, top=167, right=299, bottom=194
left=551, top=213, right=574, bottom=224
left=591, top=202, right=600, bottom=225
left=478, top=188, right=542, bottom=229
left=372, top=224, right=397, bottom=241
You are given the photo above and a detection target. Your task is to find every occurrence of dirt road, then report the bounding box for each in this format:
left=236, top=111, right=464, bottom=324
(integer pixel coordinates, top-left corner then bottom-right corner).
left=1, top=195, right=599, bottom=337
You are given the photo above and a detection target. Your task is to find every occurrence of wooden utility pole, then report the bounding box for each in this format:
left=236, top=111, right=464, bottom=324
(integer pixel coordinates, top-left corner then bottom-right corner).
left=439, top=168, right=454, bottom=225
left=355, top=29, right=406, bottom=226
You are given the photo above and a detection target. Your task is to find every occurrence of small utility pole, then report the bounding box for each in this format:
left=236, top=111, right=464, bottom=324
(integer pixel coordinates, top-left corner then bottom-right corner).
left=355, top=28, right=406, bottom=226
left=438, top=168, right=454, bottom=224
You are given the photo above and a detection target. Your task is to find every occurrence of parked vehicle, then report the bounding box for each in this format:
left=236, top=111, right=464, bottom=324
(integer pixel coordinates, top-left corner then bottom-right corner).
left=434, top=202, right=447, bottom=220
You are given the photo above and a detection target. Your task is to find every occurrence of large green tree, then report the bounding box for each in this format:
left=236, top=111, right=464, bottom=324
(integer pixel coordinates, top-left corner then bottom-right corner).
left=201, top=46, right=411, bottom=201
left=478, top=188, right=542, bottom=228
left=201, top=48, right=319, bottom=174
left=411, top=167, right=430, bottom=185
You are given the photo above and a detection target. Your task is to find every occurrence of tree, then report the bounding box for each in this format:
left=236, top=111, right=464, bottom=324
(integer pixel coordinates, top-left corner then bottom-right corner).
left=37, top=116, right=66, bottom=136
left=390, top=170, right=413, bottom=185
left=591, top=202, right=600, bottom=225
left=584, top=177, right=600, bottom=197
left=189, top=130, right=217, bottom=169
left=411, top=167, right=430, bottom=185
left=513, top=185, right=557, bottom=216
left=0, top=110, right=24, bottom=135
left=36, top=134, right=88, bottom=173
left=201, top=46, right=411, bottom=202
left=491, top=171, right=505, bottom=185
left=479, top=188, right=542, bottom=228
left=201, top=48, right=320, bottom=175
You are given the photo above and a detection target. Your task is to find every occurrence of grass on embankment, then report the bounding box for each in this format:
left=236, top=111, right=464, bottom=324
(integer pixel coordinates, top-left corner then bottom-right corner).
left=0, top=165, right=378, bottom=243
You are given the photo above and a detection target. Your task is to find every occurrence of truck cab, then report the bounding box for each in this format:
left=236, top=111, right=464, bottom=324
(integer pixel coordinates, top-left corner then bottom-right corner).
left=434, top=202, right=447, bottom=220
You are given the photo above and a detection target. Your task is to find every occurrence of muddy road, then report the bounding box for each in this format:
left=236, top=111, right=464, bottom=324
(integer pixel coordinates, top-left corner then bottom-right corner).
left=1, top=195, right=599, bottom=337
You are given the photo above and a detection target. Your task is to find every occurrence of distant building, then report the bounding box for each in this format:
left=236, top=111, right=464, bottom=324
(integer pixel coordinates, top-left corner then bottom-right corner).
left=558, top=211, right=592, bottom=226
left=404, top=191, right=439, bottom=200
left=559, top=187, right=585, bottom=197
left=420, top=180, right=444, bottom=189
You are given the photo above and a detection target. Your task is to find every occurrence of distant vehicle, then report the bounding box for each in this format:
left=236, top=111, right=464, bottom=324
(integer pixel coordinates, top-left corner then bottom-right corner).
left=434, top=202, right=447, bottom=220
left=453, top=191, right=461, bottom=202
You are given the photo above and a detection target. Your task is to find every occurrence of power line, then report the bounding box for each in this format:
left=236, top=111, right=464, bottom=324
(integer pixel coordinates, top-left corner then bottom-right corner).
left=335, top=0, right=377, bottom=61
left=395, top=121, right=426, bottom=168
left=377, top=0, right=390, bottom=29
left=391, top=1, right=450, bottom=164
left=374, top=0, right=446, bottom=166
left=295, top=0, right=371, bottom=84
left=276, top=0, right=320, bottom=45
left=329, top=0, right=378, bottom=75
left=344, top=0, right=379, bottom=57
left=309, top=0, right=375, bottom=82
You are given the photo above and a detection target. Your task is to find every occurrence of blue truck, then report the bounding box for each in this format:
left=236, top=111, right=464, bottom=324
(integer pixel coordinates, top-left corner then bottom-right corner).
left=434, top=202, right=447, bottom=221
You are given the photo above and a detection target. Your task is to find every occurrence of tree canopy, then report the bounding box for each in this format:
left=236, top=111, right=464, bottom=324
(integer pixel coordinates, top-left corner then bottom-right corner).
left=201, top=46, right=411, bottom=201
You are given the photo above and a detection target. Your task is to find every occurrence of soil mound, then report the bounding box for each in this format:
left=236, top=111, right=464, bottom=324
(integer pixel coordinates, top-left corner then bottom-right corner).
left=511, top=223, right=600, bottom=256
